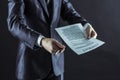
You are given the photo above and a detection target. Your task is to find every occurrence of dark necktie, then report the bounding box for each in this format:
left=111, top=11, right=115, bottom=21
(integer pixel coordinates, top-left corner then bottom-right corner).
left=45, top=0, right=53, bottom=23
left=46, top=0, right=50, bottom=4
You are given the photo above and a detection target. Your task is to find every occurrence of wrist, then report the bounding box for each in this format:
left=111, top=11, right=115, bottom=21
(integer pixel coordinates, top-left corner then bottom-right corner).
left=84, top=23, right=91, bottom=29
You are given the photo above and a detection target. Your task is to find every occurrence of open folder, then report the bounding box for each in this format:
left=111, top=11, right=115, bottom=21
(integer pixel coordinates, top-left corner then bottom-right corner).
left=55, top=23, right=105, bottom=55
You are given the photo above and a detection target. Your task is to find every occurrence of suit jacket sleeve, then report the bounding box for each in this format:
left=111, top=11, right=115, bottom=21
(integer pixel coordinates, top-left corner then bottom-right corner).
left=7, top=0, right=41, bottom=50
left=61, top=0, right=88, bottom=25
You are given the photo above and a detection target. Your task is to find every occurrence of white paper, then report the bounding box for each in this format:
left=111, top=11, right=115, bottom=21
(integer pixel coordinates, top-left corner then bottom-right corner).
left=55, top=23, right=105, bottom=55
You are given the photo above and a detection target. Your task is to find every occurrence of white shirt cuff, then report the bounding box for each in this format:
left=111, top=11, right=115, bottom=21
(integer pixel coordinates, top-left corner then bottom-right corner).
left=37, top=35, right=45, bottom=47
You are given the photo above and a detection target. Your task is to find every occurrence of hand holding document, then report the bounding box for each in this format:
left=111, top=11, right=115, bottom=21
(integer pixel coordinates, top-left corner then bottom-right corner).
left=55, top=23, right=105, bottom=55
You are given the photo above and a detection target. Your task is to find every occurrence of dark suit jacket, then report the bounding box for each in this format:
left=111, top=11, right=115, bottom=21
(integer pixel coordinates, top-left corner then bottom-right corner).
left=7, top=0, right=88, bottom=79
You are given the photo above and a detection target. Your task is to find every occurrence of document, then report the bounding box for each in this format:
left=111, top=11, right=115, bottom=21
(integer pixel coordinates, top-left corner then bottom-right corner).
left=55, top=23, right=105, bottom=55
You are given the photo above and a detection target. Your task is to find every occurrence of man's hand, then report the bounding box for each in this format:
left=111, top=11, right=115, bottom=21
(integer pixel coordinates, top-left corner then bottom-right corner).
left=41, top=38, right=66, bottom=54
left=85, top=24, right=97, bottom=39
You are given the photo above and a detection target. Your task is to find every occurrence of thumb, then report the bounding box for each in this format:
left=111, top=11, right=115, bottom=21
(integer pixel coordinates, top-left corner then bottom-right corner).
left=86, top=27, right=92, bottom=39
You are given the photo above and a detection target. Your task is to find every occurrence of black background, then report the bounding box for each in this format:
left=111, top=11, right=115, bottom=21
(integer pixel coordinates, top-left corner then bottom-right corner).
left=0, top=0, right=120, bottom=80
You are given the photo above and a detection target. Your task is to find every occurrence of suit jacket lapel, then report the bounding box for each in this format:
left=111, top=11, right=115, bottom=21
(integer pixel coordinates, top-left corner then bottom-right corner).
left=38, top=0, right=58, bottom=24
left=52, top=0, right=55, bottom=20
left=51, top=0, right=59, bottom=24
left=38, top=0, right=49, bottom=17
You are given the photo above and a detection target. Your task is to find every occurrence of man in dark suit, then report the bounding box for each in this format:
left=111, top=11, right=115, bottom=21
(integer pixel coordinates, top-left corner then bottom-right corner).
left=7, top=0, right=97, bottom=80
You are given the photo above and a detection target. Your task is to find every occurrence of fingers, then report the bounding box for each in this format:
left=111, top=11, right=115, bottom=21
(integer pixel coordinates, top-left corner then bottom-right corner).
left=86, top=27, right=92, bottom=39
left=52, top=49, right=60, bottom=54
left=52, top=40, right=66, bottom=55
left=42, top=38, right=66, bottom=55
left=91, top=30, right=97, bottom=38
left=86, top=26, right=97, bottom=39
left=52, top=47, right=65, bottom=55
left=54, top=40, right=65, bottom=48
